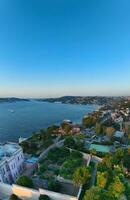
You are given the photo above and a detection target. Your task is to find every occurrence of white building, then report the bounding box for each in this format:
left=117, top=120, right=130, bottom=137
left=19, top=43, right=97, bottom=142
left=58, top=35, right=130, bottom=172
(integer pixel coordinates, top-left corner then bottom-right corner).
left=0, top=143, right=24, bottom=184
left=114, top=131, right=124, bottom=141
left=111, top=113, right=123, bottom=130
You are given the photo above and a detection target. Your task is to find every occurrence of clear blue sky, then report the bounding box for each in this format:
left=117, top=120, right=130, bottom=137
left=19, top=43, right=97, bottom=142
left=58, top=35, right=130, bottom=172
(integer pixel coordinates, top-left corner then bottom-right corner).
left=0, top=0, right=130, bottom=97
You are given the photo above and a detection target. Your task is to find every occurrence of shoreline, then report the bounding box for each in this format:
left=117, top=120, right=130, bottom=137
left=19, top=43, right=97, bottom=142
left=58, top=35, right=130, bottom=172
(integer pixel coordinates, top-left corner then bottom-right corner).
left=0, top=102, right=99, bottom=142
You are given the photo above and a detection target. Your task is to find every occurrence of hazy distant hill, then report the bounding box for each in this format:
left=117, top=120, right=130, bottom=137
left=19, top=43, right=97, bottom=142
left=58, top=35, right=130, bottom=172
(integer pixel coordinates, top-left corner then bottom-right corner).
left=37, top=96, right=120, bottom=105
left=0, top=98, right=30, bottom=103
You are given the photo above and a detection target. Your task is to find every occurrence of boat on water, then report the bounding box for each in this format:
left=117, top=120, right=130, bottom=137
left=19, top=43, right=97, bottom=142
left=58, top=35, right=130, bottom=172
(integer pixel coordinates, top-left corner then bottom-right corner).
left=8, top=109, right=15, bottom=113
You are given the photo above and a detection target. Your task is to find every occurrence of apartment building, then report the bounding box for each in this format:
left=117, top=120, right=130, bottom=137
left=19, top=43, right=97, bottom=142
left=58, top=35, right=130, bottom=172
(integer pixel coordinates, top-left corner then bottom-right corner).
left=0, top=143, right=24, bottom=184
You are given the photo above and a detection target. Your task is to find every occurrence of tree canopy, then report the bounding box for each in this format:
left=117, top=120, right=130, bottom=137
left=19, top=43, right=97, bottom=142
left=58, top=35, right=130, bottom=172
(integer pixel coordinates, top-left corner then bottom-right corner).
left=39, top=194, right=51, bottom=200
left=83, top=186, right=102, bottom=200
left=64, top=136, right=76, bottom=148
left=108, top=176, right=125, bottom=199
left=73, top=166, right=90, bottom=186
left=9, top=194, right=21, bottom=200
left=16, top=176, right=34, bottom=188
left=96, top=172, right=108, bottom=189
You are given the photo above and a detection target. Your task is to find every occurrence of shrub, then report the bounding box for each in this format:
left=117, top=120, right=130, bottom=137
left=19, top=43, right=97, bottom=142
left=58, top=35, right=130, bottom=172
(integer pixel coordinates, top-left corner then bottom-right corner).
left=73, top=166, right=91, bottom=186
left=39, top=194, right=51, bottom=200
left=16, top=176, right=34, bottom=188
left=39, top=164, right=48, bottom=174
left=64, top=136, right=76, bottom=148
left=70, top=150, right=82, bottom=159
left=60, top=157, right=83, bottom=179
left=48, top=179, right=61, bottom=192
left=9, top=194, right=21, bottom=200
left=47, top=147, right=70, bottom=164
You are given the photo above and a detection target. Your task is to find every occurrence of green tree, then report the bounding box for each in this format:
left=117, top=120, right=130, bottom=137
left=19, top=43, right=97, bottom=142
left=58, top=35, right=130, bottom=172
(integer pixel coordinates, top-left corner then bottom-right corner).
left=39, top=164, right=48, bottom=174
left=113, top=148, right=124, bottom=165
left=105, top=127, right=115, bottom=138
left=70, top=150, right=82, bottom=159
left=40, top=129, right=51, bottom=141
left=48, top=179, right=61, bottom=192
left=83, top=186, right=101, bottom=200
left=99, top=191, right=114, bottom=200
left=90, top=148, right=97, bottom=157
left=125, top=182, right=130, bottom=200
left=16, top=176, right=34, bottom=188
left=82, top=116, right=93, bottom=128
left=47, top=147, right=70, bottom=164
left=64, top=136, right=76, bottom=148
left=59, top=151, right=83, bottom=179
left=73, top=166, right=90, bottom=186
left=123, top=149, right=130, bottom=171
left=95, top=123, right=103, bottom=135
left=102, top=154, right=114, bottom=169
left=47, top=125, right=59, bottom=135
left=96, top=172, right=108, bottom=189
left=108, top=176, right=125, bottom=199
left=9, top=194, right=21, bottom=200
left=61, top=123, right=72, bottom=134
left=39, top=194, right=51, bottom=200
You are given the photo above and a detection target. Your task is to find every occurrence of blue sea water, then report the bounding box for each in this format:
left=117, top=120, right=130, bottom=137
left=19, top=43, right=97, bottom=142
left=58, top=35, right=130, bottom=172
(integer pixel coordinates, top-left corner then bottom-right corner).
left=0, top=101, right=98, bottom=142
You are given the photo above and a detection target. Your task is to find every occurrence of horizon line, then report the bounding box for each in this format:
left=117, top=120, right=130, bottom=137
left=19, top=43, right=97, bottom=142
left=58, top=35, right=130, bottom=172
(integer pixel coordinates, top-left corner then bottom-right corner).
left=0, top=95, right=130, bottom=99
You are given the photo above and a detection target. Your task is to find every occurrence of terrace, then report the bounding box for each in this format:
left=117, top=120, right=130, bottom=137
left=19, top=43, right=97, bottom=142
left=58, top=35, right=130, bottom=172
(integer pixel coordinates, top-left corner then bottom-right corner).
left=31, top=147, right=85, bottom=196
left=0, top=142, right=21, bottom=163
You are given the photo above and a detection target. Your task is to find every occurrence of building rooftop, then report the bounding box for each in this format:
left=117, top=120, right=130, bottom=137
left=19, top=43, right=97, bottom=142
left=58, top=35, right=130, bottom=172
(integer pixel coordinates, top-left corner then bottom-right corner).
left=0, top=143, right=21, bottom=163
left=25, top=157, right=38, bottom=164
left=114, top=131, right=124, bottom=138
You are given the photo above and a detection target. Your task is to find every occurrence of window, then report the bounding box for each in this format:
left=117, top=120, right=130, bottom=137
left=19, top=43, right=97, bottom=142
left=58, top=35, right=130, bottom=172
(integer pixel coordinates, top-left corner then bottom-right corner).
left=2, top=168, right=5, bottom=175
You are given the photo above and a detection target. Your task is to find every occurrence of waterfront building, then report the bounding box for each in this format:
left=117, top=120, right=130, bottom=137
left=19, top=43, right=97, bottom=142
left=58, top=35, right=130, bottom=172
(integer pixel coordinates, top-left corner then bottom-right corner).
left=0, top=143, right=24, bottom=184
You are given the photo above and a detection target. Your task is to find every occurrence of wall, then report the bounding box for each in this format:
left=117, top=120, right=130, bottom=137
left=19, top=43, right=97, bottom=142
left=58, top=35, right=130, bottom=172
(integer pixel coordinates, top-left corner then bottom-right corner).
left=0, top=148, right=24, bottom=184
left=77, top=186, right=82, bottom=199
left=39, top=139, right=64, bottom=161
left=0, top=182, right=12, bottom=199
left=40, top=188, right=78, bottom=200
left=13, top=185, right=39, bottom=200
left=0, top=162, right=11, bottom=183
left=92, top=155, right=103, bottom=163
left=67, top=148, right=91, bottom=166
left=81, top=152, right=91, bottom=166
left=0, top=182, right=79, bottom=200
left=56, top=175, right=73, bottom=184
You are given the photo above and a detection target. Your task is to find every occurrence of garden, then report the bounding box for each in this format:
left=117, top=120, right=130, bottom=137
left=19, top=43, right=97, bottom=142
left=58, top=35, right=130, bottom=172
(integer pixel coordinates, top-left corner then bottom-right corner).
left=37, top=147, right=85, bottom=180
left=20, top=129, right=53, bottom=155
left=29, top=146, right=87, bottom=195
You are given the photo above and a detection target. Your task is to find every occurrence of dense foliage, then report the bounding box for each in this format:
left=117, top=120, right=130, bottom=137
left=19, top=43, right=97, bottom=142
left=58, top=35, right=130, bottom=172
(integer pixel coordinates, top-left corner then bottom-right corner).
left=48, top=179, right=61, bottom=192
left=39, top=195, right=51, bottom=200
left=9, top=194, right=21, bottom=200
left=20, top=129, right=53, bottom=155
left=47, top=147, right=70, bottom=164
left=16, top=176, right=34, bottom=188
left=59, top=150, right=83, bottom=179
left=64, top=135, right=85, bottom=151
left=82, top=112, right=101, bottom=128
left=73, top=166, right=91, bottom=186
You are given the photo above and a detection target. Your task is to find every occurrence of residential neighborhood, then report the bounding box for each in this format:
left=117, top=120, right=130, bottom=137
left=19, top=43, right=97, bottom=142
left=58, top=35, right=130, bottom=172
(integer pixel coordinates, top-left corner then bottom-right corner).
left=0, top=98, right=130, bottom=200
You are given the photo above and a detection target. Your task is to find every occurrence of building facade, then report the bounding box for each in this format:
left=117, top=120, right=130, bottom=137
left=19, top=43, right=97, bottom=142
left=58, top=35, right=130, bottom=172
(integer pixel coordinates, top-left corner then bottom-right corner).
left=0, top=143, right=24, bottom=184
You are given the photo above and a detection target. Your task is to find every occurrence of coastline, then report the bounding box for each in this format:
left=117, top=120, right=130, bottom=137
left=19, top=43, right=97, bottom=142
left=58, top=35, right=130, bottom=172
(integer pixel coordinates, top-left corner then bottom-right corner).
left=0, top=101, right=99, bottom=142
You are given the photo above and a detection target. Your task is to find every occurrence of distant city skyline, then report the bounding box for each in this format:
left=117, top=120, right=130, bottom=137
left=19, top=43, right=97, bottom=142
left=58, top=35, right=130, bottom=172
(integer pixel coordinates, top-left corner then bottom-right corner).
left=0, top=0, right=130, bottom=97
